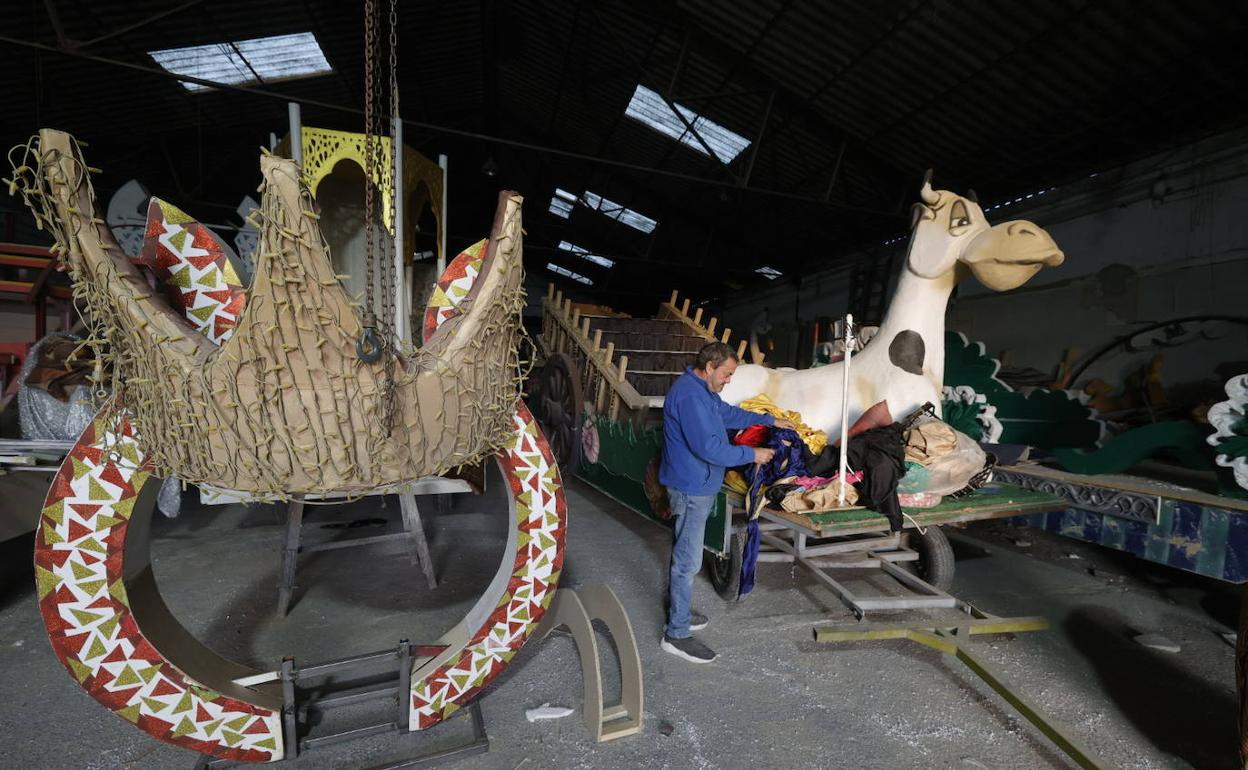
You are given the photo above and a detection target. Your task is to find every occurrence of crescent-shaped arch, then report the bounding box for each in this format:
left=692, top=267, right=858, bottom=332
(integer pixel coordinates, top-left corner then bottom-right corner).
left=33, top=225, right=566, bottom=761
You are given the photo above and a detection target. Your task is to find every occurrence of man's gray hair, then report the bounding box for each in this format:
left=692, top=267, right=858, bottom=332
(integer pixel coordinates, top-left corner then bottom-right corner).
left=694, top=341, right=738, bottom=370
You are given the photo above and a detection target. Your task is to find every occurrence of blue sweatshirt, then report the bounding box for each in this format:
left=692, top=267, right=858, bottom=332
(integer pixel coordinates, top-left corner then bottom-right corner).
left=660, top=368, right=775, bottom=496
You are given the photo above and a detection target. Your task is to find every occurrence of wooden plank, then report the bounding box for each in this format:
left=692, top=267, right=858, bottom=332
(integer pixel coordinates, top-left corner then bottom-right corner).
left=736, top=484, right=1066, bottom=538
left=1005, top=463, right=1248, bottom=512
left=658, top=300, right=718, bottom=342
left=0, top=242, right=54, bottom=258
left=0, top=279, right=71, bottom=299
left=0, top=254, right=54, bottom=269
left=543, top=296, right=649, bottom=411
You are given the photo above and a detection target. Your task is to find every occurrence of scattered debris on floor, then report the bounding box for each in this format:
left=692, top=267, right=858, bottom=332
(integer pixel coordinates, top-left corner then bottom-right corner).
left=1134, top=633, right=1181, bottom=653
left=1086, top=566, right=1122, bottom=582
left=525, top=703, right=574, bottom=722
left=659, top=720, right=675, bottom=736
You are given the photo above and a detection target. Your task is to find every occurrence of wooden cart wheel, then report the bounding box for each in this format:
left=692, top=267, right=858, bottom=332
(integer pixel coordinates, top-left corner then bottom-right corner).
left=902, top=525, right=956, bottom=592
left=538, top=352, right=584, bottom=469
left=707, top=530, right=746, bottom=601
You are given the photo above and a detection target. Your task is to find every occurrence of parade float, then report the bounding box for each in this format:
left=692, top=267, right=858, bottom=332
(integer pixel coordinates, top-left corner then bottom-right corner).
left=3, top=127, right=590, bottom=763
left=534, top=175, right=1073, bottom=605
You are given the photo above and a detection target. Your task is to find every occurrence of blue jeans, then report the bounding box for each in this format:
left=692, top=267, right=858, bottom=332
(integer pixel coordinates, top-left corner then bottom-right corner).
left=666, top=487, right=715, bottom=639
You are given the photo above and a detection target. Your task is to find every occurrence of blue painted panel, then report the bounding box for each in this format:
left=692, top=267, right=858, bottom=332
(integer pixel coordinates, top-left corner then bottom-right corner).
left=1144, top=501, right=1175, bottom=564
left=1100, top=516, right=1126, bottom=551
left=1023, top=502, right=1248, bottom=584
left=1224, top=511, right=1248, bottom=582
left=1167, top=502, right=1202, bottom=572
left=1081, top=511, right=1103, bottom=544
left=1121, top=517, right=1150, bottom=557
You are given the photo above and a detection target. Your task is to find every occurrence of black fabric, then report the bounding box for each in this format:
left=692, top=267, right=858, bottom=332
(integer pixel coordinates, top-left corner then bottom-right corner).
left=804, top=444, right=840, bottom=477
left=764, top=483, right=802, bottom=507
left=844, top=424, right=908, bottom=531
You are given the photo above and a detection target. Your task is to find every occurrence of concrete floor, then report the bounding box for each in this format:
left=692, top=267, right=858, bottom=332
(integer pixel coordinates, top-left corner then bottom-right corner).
left=0, top=470, right=1239, bottom=769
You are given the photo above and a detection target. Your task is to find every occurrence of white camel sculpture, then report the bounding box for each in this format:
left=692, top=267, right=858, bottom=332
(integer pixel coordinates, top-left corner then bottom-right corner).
left=721, top=174, right=1066, bottom=440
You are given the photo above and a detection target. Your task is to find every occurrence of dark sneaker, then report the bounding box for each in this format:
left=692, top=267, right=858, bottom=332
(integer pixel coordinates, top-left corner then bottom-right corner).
left=689, top=611, right=708, bottom=631
left=661, top=634, right=718, bottom=663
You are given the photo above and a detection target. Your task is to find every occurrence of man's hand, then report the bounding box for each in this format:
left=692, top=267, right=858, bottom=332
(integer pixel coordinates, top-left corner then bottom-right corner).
left=753, top=447, right=776, bottom=464
left=773, top=418, right=797, bottom=430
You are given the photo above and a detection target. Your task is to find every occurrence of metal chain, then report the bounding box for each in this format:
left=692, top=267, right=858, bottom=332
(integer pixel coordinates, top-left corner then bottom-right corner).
left=361, top=0, right=377, bottom=332
left=380, top=0, right=400, bottom=431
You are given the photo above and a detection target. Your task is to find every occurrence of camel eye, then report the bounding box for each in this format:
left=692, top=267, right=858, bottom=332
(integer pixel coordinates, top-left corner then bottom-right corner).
left=950, top=200, right=971, bottom=231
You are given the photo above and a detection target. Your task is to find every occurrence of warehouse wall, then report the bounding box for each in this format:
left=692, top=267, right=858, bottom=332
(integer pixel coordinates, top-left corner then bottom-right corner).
left=720, top=126, right=1248, bottom=390
left=948, top=127, right=1248, bottom=391
left=719, top=266, right=856, bottom=368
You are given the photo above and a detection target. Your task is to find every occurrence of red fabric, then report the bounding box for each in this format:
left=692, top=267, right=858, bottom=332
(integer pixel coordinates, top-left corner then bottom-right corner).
left=835, top=400, right=894, bottom=446
left=732, top=424, right=771, bottom=447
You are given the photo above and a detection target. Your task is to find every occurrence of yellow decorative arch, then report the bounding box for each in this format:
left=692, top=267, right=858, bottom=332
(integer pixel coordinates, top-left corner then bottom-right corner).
left=279, top=126, right=444, bottom=259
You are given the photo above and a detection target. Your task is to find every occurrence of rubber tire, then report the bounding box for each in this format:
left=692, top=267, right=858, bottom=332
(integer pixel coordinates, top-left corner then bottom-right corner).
left=707, top=530, right=746, bottom=601
left=902, top=525, right=956, bottom=592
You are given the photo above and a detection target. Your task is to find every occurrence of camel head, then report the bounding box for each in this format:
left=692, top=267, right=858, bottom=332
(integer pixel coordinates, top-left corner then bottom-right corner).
left=907, top=171, right=1064, bottom=291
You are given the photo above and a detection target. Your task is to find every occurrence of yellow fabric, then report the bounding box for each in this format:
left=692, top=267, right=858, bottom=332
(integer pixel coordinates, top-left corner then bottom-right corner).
left=724, top=470, right=749, bottom=495
left=739, top=395, right=827, bottom=455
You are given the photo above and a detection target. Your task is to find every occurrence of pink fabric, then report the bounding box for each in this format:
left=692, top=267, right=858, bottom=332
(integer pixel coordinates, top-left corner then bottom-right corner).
left=898, top=491, right=943, bottom=508
left=789, top=472, right=862, bottom=490
left=788, top=475, right=832, bottom=489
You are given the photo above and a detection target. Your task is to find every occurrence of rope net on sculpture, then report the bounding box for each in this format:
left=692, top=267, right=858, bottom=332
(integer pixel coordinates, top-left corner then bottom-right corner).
left=7, top=130, right=529, bottom=496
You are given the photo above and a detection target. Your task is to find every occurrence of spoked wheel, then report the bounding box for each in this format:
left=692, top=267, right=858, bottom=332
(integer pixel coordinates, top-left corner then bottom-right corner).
left=707, top=530, right=746, bottom=601
left=538, top=353, right=584, bottom=469
left=901, top=525, right=956, bottom=592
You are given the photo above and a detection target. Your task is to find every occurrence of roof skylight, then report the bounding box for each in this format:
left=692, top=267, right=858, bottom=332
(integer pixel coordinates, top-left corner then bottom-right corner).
left=150, top=32, right=333, bottom=92
left=547, top=262, right=593, bottom=285
left=580, top=191, right=657, bottom=233
left=548, top=186, right=658, bottom=233
left=624, top=84, right=751, bottom=164
left=755, top=266, right=782, bottom=281
left=548, top=188, right=576, bottom=219
left=558, top=240, right=615, bottom=269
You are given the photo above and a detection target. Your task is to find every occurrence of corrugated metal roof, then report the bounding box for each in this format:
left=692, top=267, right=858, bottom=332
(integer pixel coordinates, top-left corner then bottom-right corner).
left=2, top=0, right=1247, bottom=306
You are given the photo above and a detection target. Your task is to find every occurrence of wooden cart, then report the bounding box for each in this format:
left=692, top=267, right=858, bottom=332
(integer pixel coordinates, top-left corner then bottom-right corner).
left=531, top=286, right=1068, bottom=603
left=713, top=483, right=1066, bottom=614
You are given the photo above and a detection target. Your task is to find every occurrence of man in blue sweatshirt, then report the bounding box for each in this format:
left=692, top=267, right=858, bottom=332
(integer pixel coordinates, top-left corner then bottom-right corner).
left=659, top=342, right=793, bottom=663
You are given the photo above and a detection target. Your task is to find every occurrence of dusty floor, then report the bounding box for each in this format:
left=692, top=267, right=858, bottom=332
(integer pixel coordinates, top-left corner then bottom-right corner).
left=0, top=472, right=1239, bottom=769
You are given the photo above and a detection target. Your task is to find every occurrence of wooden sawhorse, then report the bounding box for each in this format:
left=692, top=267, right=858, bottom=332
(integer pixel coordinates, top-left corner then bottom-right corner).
left=273, top=477, right=474, bottom=616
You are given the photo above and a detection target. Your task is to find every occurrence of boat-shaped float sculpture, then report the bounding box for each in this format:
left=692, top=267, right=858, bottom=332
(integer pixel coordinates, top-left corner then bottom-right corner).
left=8, top=129, right=566, bottom=762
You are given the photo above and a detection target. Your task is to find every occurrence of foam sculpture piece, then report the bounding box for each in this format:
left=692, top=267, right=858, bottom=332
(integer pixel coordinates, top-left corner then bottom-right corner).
left=138, top=197, right=250, bottom=345
left=721, top=175, right=1066, bottom=439
left=11, top=130, right=567, bottom=762
left=1208, top=374, right=1248, bottom=492
left=14, top=129, right=523, bottom=496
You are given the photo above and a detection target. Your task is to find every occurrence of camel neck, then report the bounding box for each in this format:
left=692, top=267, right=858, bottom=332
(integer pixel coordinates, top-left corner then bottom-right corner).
left=870, top=266, right=958, bottom=381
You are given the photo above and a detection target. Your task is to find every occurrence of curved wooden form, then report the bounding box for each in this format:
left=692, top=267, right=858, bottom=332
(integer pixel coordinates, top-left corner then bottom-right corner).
left=29, top=146, right=566, bottom=761
left=34, top=400, right=566, bottom=761
left=34, top=406, right=286, bottom=762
